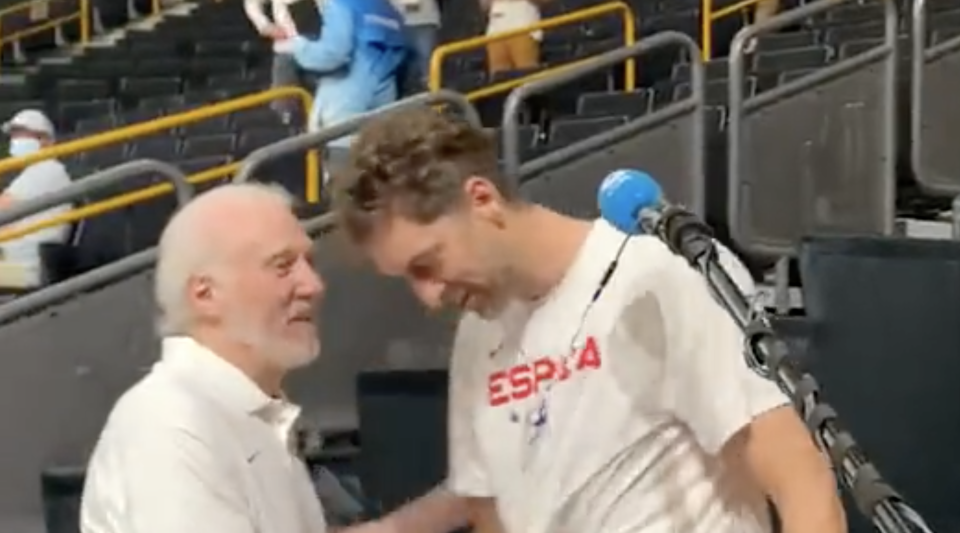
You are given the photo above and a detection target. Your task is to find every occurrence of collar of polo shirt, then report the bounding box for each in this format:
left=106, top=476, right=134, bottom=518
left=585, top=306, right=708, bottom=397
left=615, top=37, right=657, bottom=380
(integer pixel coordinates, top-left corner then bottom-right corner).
left=160, top=336, right=304, bottom=450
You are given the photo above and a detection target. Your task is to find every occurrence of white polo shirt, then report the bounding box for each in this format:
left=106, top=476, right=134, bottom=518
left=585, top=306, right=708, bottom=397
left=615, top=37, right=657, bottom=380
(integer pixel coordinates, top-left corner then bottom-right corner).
left=447, top=219, right=788, bottom=533
left=80, top=337, right=328, bottom=533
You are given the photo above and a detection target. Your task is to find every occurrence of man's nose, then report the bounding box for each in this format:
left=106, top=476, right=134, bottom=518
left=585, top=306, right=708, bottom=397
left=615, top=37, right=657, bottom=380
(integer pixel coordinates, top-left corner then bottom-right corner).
left=411, top=280, right=445, bottom=310
left=296, top=260, right=325, bottom=299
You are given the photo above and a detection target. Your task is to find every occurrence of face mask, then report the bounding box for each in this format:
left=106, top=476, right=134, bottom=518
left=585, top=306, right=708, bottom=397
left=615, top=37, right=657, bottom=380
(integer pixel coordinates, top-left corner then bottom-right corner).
left=8, top=137, right=41, bottom=157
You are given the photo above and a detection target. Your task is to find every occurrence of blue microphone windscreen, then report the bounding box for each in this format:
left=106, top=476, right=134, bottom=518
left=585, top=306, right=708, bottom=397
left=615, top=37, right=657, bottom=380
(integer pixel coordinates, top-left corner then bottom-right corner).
left=597, top=169, right=662, bottom=235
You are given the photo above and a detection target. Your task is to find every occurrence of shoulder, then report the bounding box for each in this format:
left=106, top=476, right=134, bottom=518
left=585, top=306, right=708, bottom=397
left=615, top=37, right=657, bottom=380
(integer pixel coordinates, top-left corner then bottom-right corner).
left=9, top=160, right=71, bottom=192
left=99, top=371, right=227, bottom=449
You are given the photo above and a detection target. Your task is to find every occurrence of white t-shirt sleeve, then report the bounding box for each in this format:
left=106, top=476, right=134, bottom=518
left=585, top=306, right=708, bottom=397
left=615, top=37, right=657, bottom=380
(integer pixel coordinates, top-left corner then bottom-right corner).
left=446, top=313, right=494, bottom=497
left=656, top=242, right=788, bottom=455
left=81, top=422, right=256, bottom=533
left=4, top=161, right=71, bottom=202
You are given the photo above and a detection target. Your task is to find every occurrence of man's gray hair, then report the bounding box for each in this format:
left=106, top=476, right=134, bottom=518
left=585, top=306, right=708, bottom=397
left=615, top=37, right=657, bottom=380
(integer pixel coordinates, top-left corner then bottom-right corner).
left=154, top=182, right=295, bottom=336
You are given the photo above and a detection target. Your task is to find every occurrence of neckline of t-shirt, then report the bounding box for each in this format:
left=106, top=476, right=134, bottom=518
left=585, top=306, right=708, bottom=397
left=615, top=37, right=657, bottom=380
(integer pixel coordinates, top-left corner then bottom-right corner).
left=519, top=218, right=610, bottom=313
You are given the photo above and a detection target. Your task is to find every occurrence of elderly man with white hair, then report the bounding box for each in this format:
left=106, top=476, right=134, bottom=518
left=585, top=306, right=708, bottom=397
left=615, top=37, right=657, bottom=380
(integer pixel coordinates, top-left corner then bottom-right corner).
left=80, top=183, right=328, bottom=533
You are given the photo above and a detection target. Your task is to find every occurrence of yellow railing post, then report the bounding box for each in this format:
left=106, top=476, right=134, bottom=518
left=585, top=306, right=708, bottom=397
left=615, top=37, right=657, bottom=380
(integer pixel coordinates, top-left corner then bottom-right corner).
left=702, top=0, right=762, bottom=61
left=428, top=1, right=637, bottom=101
left=79, top=0, right=89, bottom=44
left=0, top=87, right=322, bottom=243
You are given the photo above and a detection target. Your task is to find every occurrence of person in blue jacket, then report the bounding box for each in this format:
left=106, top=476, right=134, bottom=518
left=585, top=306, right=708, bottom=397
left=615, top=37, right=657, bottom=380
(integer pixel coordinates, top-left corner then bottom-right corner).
left=282, top=0, right=408, bottom=180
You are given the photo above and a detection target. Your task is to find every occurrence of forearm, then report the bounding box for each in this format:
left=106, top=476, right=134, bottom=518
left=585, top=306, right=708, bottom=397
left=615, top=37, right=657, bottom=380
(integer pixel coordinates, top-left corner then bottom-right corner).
left=380, top=485, right=471, bottom=533
left=244, top=0, right=270, bottom=31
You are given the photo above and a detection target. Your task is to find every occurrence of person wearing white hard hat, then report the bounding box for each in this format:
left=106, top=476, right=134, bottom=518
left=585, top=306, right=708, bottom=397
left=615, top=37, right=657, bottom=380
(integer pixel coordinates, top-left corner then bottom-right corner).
left=0, top=109, right=73, bottom=290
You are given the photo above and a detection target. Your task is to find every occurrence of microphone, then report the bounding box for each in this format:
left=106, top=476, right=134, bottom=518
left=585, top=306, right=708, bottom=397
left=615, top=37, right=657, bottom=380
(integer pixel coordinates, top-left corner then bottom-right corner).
left=596, top=169, right=715, bottom=267
left=596, top=171, right=929, bottom=533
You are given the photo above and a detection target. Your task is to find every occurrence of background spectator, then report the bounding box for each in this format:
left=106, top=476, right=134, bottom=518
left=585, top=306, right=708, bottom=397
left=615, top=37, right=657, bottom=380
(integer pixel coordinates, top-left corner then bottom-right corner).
left=392, top=0, right=441, bottom=91
left=482, top=0, right=546, bottom=74
left=245, top=0, right=306, bottom=123
left=0, top=109, right=73, bottom=289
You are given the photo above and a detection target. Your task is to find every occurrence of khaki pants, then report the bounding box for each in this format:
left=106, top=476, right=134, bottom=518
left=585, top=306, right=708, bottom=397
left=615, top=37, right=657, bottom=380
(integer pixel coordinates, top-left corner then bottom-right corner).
left=487, top=35, right=539, bottom=75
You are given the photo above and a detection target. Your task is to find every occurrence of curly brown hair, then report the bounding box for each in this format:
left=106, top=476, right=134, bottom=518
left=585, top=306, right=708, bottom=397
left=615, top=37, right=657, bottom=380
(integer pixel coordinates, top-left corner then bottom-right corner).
left=331, top=107, right=519, bottom=242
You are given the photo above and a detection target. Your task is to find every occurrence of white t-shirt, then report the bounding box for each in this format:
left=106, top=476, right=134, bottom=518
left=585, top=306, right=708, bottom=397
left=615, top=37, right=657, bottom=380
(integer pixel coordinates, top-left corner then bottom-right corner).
left=446, top=219, right=787, bottom=533
left=81, top=337, right=328, bottom=533
left=487, top=0, right=542, bottom=42
left=0, top=159, right=72, bottom=286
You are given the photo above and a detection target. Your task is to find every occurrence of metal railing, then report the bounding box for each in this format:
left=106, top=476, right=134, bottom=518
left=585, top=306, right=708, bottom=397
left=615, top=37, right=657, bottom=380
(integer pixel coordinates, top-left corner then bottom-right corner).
left=502, top=31, right=706, bottom=211
left=701, top=0, right=761, bottom=61
left=911, top=0, right=960, bottom=206
left=0, top=86, right=320, bottom=244
left=727, top=0, right=897, bottom=310
left=236, top=90, right=482, bottom=182
left=0, top=0, right=91, bottom=73
left=428, top=1, right=636, bottom=100
left=0, top=91, right=479, bottom=322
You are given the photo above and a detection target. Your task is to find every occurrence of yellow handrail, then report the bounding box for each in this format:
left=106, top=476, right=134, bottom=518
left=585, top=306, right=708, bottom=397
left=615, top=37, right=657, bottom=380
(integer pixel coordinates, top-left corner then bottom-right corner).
left=0, top=86, right=321, bottom=243
left=0, top=0, right=91, bottom=74
left=428, top=1, right=636, bottom=100
left=0, top=163, right=240, bottom=243
left=701, top=0, right=758, bottom=60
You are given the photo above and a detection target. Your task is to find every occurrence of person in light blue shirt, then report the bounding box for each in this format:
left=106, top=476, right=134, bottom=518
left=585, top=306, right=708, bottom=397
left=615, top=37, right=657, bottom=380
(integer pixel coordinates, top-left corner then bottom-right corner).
left=0, top=109, right=73, bottom=289
left=282, top=0, right=408, bottom=180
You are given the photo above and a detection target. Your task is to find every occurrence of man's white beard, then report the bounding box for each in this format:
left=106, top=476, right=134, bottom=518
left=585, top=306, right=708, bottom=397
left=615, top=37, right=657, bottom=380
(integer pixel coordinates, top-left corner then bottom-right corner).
left=223, top=312, right=320, bottom=371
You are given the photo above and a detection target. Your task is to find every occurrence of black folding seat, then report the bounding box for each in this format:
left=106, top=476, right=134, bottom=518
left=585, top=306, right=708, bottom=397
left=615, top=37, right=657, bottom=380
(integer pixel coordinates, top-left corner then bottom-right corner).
left=194, top=40, right=253, bottom=57
left=74, top=115, right=118, bottom=135
left=0, top=83, right=35, bottom=102
left=932, top=26, right=960, bottom=45
left=185, top=88, right=246, bottom=105
left=205, top=73, right=247, bottom=91
left=179, top=115, right=233, bottom=137
left=180, top=155, right=232, bottom=175
left=126, top=189, right=179, bottom=252
left=0, top=100, right=45, bottom=122
left=232, top=108, right=282, bottom=131
left=838, top=38, right=882, bottom=59
left=823, top=3, right=885, bottom=25
left=778, top=68, right=816, bottom=85
left=58, top=99, right=116, bottom=131
left=824, top=22, right=886, bottom=44
left=56, top=79, right=112, bottom=101
left=132, top=58, right=187, bottom=78
left=548, top=116, right=626, bottom=148
left=540, top=43, right=575, bottom=66
left=124, top=36, right=179, bottom=57
left=754, top=46, right=830, bottom=73
left=189, top=56, right=248, bottom=77
left=237, top=127, right=287, bottom=157
left=446, top=72, right=486, bottom=95
left=129, top=136, right=179, bottom=159
left=678, top=77, right=756, bottom=106
left=119, top=107, right=163, bottom=125
left=82, top=144, right=128, bottom=170
left=577, top=91, right=651, bottom=119
left=138, top=94, right=186, bottom=112
left=754, top=31, right=820, bottom=53
left=932, top=8, right=960, bottom=29
left=51, top=59, right=132, bottom=81
left=180, top=134, right=235, bottom=159
left=672, top=60, right=728, bottom=84
left=120, top=77, right=182, bottom=101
